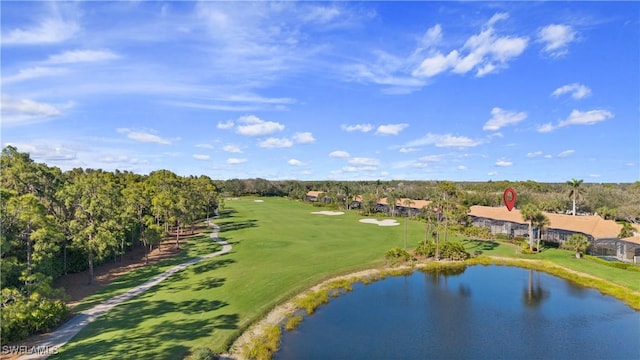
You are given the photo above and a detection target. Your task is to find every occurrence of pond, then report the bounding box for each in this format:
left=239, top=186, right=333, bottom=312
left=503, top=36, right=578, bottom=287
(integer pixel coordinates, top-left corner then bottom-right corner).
left=275, top=265, right=639, bottom=359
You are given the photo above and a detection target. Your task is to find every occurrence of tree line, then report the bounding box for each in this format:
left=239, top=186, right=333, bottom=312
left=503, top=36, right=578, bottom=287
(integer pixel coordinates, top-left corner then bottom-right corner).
left=1, top=146, right=221, bottom=344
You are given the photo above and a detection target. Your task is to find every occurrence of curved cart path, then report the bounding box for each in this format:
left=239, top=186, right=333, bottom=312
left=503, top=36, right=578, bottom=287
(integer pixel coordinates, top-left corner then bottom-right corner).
left=19, top=223, right=230, bottom=360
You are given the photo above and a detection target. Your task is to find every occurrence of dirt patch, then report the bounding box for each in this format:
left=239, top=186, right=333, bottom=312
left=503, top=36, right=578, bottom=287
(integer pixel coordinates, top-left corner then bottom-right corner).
left=311, top=211, right=344, bottom=216
left=358, top=218, right=400, bottom=226
left=53, top=241, right=181, bottom=308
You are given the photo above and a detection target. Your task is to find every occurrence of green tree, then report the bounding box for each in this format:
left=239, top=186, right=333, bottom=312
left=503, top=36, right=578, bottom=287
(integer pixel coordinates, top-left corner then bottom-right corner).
left=386, top=192, right=398, bottom=217
left=61, top=170, right=122, bottom=284
left=567, top=178, right=584, bottom=216
left=563, top=234, right=590, bottom=258
left=618, top=222, right=635, bottom=239
left=402, top=198, right=415, bottom=249
left=532, top=211, right=550, bottom=252
left=520, top=203, right=540, bottom=252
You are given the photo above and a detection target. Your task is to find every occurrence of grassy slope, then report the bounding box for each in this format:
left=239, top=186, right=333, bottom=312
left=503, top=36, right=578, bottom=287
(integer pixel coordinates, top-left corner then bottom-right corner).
left=54, top=197, right=639, bottom=359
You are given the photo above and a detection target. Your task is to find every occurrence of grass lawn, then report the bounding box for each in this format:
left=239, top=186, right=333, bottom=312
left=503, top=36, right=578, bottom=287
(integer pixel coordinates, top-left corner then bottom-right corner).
left=53, top=197, right=428, bottom=359
left=53, top=197, right=640, bottom=359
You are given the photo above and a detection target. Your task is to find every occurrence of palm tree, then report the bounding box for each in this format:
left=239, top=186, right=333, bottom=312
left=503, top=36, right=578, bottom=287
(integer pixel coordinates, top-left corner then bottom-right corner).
left=521, top=204, right=539, bottom=252
left=387, top=192, right=398, bottom=217
left=567, top=178, right=584, bottom=216
left=563, top=234, right=589, bottom=258
left=532, top=211, right=550, bottom=252
left=618, top=222, right=635, bottom=239
left=403, top=198, right=415, bottom=249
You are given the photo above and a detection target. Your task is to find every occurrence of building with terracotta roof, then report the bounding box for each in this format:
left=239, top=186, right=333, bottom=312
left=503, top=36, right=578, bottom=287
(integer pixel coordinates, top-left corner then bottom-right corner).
left=468, top=205, right=640, bottom=263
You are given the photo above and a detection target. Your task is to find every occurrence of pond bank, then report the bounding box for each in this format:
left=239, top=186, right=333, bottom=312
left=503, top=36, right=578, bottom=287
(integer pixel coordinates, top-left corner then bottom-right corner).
left=222, top=255, right=640, bottom=360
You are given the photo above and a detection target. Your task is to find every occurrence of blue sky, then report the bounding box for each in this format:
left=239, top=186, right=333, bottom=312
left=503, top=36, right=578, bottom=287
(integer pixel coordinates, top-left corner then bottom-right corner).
left=2, top=1, right=638, bottom=182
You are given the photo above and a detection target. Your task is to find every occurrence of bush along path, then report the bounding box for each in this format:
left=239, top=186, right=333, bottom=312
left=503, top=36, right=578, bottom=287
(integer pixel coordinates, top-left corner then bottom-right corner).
left=19, top=222, right=230, bottom=360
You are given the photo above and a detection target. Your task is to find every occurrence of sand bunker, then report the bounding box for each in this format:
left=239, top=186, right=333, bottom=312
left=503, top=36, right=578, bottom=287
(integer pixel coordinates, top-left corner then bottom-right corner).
left=311, top=211, right=345, bottom=216
left=358, top=218, right=400, bottom=227
left=254, top=199, right=264, bottom=202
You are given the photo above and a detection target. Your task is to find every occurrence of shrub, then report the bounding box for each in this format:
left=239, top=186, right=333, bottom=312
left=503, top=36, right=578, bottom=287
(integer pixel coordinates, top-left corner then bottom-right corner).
left=284, top=315, right=303, bottom=331
left=462, top=226, right=492, bottom=240
left=439, top=241, right=469, bottom=261
left=294, top=291, right=329, bottom=315
left=244, top=325, right=281, bottom=360
left=495, top=233, right=510, bottom=241
left=385, top=247, right=412, bottom=265
left=414, top=240, right=436, bottom=258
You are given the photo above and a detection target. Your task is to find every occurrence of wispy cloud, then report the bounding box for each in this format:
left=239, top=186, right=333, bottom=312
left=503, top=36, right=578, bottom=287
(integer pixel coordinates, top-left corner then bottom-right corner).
left=495, top=158, right=513, bottom=167
left=288, top=158, right=306, bottom=166
left=193, top=154, right=210, bottom=160
left=348, top=157, right=379, bottom=166
left=217, top=120, right=235, bottom=130
left=259, top=137, right=293, bottom=149
left=329, top=150, right=350, bottom=158
left=376, top=123, right=408, bottom=135
left=236, top=115, right=285, bottom=136
left=1, top=95, right=71, bottom=126
left=116, top=128, right=173, bottom=145
left=538, top=109, right=613, bottom=133
left=2, top=18, right=78, bottom=45
left=551, top=83, right=591, bottom=99
left=404, top=133, right=483, bottom=148
left=222, top=144, right=243, bottom=153
left=2, top=67, right=68, bottom=84
left=341, top=123, right=373, bottom=132
left=537, top=24, right=577, bottom=57
left=293, top=132, right=316, bottom=144
left=227, top=158, right=247, bottom=164
left=556, top=149, right=575, bottom=158
left=483, top=107, right=527, bottom=131
left=45, top=49, right=120, bottom=64
left=526, top=151, right=543, bottom=158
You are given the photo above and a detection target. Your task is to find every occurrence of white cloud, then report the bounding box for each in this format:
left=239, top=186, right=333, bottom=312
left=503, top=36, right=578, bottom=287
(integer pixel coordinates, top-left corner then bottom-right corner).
left=45, top=49, right=120, bottom=64
left=537, top=123, right=555, bottom=133
left=342, top=165, right=378, bottom=172
left=348, top=157, right=379, bottom=166
left=227, top=158, right=247, bottom=164
left=341, top=123, right=373, bottom=132
left=399, top=147, right=419, bottom=153
left=2, top=18, right=78, bottom=45
left=559, top=109, right=613, bottom=127
left=196, top=143, right=214, bottom=149
left=193, top=154, right=210, bottom=160
left=236, top=115, right=285, bottom=136
left=457, top=165, right=467, bottom=170
left=222, top=144, right=243, bottom=153
left=483, top=107, right=527, bottom=131
left=552, top=83, right=591, bottom=99
left=293, top=132, right=315, bottom=144
left=117, top=128, right=172, bottom=145
left=421, top=24, right=443, bottom=47
left=2, top=66, right=68, bottom=84
left=375, top=123, right=409, bottom=135
left=557, top=149, right=575, bottom=158
left=537, top=24, right=577, bottom=57
left=5, top=141, right=77, bottom=162
left=526, top=151, right=543, bottom=158
left=259, top=137, right=293, bottom=148
left=405, top=133, right=483, bottom=148
left=413, top=13, right=528, bottom=78
left=1, top=95, right=70, bottom=125
left=217, top=120, right=234, bottom=129
left=539, top=109, right=614, bottom=133
left=488, top=171, right=498, bottom=176
left=329, top=150, right=350, bottom=158
left=288, top=158, right=305, bottom=166
left=495, top=158, right=513, bottom=167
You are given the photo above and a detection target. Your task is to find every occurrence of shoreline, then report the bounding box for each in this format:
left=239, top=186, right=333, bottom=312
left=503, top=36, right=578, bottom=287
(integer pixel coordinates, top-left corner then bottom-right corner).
left=222, top=256, right=640, bottom=359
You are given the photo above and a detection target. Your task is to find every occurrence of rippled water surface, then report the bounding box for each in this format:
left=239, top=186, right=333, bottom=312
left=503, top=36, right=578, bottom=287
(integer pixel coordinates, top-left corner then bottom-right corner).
left=275, top=265, right=639, bottom=360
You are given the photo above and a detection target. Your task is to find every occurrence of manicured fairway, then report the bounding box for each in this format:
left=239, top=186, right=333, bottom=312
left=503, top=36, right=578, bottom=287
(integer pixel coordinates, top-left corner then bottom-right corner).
left=52, top=197, right=639, bottom=359
left=53, top=197, right=427, bottom=359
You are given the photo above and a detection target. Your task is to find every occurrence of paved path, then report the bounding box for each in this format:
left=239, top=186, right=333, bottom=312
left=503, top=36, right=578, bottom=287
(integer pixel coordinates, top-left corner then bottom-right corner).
left=19, top=223, right=230, bottom=360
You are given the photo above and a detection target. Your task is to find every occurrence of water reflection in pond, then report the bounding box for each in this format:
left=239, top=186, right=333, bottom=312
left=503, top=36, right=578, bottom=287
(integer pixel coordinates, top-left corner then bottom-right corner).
left=275, top=265, right=639, bottom=360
